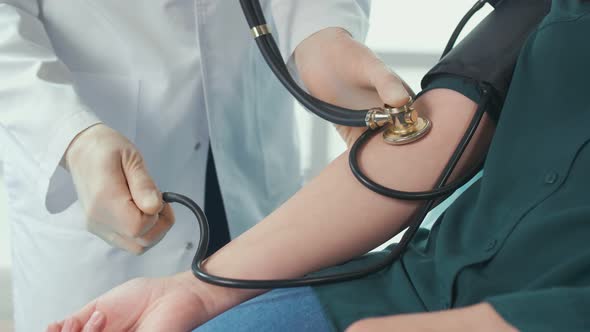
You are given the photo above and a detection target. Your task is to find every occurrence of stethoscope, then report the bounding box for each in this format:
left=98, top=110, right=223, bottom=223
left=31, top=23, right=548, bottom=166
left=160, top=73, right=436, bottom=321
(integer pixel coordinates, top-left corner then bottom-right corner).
left=163, top=0, right=492, bottom=289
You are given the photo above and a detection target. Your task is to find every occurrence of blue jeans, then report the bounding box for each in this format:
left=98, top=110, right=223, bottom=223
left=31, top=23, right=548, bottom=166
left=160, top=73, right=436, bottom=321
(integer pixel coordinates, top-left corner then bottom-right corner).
left=195, top=287, right=332, bottom=332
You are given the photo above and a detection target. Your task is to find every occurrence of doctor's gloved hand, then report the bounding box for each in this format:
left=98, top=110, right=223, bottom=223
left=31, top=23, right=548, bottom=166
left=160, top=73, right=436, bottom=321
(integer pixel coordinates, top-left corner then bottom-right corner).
left=294, top=27, right=414, bottom=147
left=64, top=124, right=175, bottom=254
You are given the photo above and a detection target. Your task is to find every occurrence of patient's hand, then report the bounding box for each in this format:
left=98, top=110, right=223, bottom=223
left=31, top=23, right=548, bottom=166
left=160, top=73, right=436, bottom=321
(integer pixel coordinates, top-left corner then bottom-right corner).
left=46, top=273, right=212, bottom=332
left=294, top=27, right=413, bottom=147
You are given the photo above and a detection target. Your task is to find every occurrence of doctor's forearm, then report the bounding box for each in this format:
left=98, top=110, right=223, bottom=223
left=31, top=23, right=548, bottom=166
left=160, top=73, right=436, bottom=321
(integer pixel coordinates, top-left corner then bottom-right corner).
left=188, top=88, right=496, bottom=316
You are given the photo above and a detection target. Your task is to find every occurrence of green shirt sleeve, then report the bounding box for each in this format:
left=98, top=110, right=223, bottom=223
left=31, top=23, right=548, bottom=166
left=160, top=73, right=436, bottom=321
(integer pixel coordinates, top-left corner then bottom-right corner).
left=486, top=287, right=590, bottom=332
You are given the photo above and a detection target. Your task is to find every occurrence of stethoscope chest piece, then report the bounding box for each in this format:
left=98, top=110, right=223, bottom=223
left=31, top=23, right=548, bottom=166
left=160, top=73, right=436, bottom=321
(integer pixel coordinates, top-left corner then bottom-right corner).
left=381, top=99, right=432, bottom=145
left=382, top=116, right=432, bottom=145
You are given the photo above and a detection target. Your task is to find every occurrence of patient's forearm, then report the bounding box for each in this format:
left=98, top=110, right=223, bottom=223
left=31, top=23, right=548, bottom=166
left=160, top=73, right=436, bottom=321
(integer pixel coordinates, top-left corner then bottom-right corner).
left=194, top=89, right=495, bottom=316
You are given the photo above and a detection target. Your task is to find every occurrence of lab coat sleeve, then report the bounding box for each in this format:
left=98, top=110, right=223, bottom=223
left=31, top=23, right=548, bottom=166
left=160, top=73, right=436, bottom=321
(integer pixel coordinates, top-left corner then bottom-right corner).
left=0, top=2, right=101, bottom=208
left=270, top=0, right=370, bottom=64
left=485, top=287, right=590, bottom=332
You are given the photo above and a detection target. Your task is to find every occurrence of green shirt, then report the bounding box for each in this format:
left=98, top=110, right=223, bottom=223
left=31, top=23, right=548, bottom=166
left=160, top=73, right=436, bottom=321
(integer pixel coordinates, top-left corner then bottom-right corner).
left=313, top=1, right=590, bottom=331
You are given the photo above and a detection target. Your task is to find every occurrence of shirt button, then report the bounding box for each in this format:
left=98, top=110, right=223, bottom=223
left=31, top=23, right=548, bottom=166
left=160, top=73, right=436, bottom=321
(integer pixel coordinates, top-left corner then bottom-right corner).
left=441, top=301, right=450, bottom=310
left=185, top=242, right=194, bottom=250
left=485, top=239, right=497, bottom=252
left=194, top=142, right=202, bottom=151
left=544, top=171, right=558, bottom=184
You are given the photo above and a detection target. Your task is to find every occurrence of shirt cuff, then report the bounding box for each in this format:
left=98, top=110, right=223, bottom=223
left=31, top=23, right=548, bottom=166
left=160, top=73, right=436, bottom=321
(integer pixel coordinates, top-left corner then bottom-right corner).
left=37, top=109, right=101, bottom=213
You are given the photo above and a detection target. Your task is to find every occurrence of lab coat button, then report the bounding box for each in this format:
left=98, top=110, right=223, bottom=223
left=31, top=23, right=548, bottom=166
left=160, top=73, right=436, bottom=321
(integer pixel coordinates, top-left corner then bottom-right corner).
left=544, top=171, right=558, bottom=184
left=485, top=239, right=497, bottom=252
left=194, top=142, right=202, bottom=151
left=185, top=242, right=194, bottom=250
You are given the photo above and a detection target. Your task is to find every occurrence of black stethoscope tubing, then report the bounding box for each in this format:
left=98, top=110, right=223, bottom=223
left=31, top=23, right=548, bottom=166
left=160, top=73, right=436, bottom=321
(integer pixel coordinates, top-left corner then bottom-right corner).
left=162, top=0, right=490, bottom=289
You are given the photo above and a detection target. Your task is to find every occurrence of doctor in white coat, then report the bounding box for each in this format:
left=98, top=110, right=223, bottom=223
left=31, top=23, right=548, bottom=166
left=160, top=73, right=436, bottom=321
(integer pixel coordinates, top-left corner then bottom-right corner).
left=0, top=1, right=411, bottom=331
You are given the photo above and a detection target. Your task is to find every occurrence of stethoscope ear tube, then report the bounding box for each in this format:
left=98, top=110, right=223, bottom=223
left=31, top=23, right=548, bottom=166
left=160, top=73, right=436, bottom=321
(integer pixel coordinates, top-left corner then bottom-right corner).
left=254, top=35, right=369, bottom=127
left=239, top=0, right=371, bottom=127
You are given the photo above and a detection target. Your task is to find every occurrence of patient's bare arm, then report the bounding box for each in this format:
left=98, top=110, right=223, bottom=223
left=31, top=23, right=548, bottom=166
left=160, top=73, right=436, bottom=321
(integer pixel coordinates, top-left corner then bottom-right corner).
left=202, top=88, right=496, bottom=313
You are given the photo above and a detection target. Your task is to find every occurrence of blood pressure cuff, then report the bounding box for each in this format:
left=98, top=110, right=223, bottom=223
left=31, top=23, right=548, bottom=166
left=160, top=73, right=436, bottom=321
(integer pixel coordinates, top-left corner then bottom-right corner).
left=421, top=0, right=551, bottom=121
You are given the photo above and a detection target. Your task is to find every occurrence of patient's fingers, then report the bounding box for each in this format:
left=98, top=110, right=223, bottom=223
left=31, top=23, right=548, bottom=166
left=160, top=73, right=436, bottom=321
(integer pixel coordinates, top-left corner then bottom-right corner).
left=61, top=301, right=99, bottom=332
left=81, top=311, right=106, bottom=332
left=46, top=321, right=63, bottom=332
left=53, top=318, right=81, bottom=332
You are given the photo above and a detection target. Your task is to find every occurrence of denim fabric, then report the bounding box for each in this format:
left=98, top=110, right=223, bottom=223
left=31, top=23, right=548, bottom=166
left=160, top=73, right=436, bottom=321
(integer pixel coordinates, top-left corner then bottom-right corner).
left=195, top=287, right=332, bottom=332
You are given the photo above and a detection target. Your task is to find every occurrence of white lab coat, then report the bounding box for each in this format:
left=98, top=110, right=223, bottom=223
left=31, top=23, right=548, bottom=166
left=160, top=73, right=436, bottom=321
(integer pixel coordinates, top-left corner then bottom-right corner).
left=0, top=0, right=368, bottom=330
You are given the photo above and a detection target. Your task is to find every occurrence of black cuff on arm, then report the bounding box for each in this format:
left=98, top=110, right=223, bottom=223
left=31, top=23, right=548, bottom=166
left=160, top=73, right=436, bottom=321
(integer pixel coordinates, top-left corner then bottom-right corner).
left=420, top=74, right=482, bottom=104
left=422, top=0, right=550, bottom=108
left=419, top=74, right=506, bottom=122
left=486, top=287, right=590, bottom=332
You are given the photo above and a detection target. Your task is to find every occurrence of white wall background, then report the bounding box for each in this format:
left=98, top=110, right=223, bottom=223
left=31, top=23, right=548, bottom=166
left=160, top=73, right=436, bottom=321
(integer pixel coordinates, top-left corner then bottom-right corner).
left=0, top=0, right=491, bottom=328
